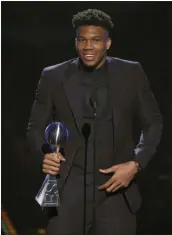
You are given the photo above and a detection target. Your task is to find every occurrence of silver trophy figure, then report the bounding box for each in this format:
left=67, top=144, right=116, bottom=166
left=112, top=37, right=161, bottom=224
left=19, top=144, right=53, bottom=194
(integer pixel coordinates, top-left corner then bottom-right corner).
left=35, top=122, right=69, bottom=208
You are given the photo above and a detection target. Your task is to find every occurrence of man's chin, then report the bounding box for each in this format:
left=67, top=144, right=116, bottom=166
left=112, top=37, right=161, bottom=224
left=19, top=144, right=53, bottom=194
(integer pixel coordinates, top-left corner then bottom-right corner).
left=81, top=60, right=97, bottom=68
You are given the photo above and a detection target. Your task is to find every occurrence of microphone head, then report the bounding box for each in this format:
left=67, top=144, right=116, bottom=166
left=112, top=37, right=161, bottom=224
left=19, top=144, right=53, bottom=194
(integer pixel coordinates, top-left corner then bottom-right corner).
left=82, top=123, right=91, bottom=139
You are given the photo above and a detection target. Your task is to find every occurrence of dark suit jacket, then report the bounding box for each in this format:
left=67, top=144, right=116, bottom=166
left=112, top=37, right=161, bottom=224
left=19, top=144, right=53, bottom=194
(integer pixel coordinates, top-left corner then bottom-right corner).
left=27, top=56, right=163, bottom=213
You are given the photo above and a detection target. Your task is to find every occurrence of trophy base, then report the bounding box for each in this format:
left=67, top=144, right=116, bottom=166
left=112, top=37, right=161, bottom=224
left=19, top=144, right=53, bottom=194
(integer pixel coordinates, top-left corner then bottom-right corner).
left=35, top=174, right=60, bottom=208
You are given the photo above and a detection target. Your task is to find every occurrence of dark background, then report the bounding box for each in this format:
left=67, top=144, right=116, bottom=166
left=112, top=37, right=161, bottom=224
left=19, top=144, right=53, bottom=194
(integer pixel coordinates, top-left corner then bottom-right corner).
left=1, top=1, right=172, bottom=235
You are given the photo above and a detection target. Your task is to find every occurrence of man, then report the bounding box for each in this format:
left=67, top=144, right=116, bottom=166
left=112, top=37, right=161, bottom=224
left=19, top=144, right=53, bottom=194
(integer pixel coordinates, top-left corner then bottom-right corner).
left=27, top=9, right=163, bottom=235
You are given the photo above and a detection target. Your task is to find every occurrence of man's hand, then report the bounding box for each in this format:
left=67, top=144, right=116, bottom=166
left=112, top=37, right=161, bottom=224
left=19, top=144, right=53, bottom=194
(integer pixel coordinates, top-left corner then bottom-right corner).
left=98, top=161, right=138, bottom=193
left=42, top=152, right=65, bottom=175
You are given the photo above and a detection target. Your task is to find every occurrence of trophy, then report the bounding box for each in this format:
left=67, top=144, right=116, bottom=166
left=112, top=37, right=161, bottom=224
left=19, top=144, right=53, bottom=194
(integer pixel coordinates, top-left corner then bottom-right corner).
left=35, top=122, right=69, bottom=208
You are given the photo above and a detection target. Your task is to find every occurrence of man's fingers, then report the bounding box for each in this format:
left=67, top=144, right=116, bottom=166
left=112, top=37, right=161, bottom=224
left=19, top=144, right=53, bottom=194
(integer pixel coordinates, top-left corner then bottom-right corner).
left=98, top=178, right=114, bottom=190
left=43, top=159, right=60, bottom=167
left=54, top=152, right=66, bottom=162
left=42, top=169, right=58, bottom=175
left=43, top=152, right=65, bottom=175
left=99, top=165, right=117, bottom=174
left=43, top=164, right=60, bottom=172
left=45, top=153, right=66, bottom=162
left=44, top=153, right=59, bottom=163
left=99, top=168, right=113, bottom=174
left=42, top=164, right=60, bottom=174
left=58, top=155, right=66, bottom=161
left=107, top=183, right=121, bottom=192
left=112, top=184, right=122, bottom=193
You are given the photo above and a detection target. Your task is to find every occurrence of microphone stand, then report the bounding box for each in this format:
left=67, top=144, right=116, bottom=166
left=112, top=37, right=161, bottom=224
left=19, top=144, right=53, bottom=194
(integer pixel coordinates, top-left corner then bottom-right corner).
left=82, top=123, right=91, bottom=235
left=82, top=97, right=97, bottom=235
left=92, top=101, right=97, bottom=235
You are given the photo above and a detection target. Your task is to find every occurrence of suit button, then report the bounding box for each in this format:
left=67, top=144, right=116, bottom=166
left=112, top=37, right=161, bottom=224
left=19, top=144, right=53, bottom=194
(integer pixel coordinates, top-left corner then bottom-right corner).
left=107, top=115, right=112, bottom=121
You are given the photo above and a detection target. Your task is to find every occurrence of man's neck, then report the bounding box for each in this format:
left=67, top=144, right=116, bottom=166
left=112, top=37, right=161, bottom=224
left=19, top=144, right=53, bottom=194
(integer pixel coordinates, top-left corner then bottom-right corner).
left=79, top=57, right=107, bottom=73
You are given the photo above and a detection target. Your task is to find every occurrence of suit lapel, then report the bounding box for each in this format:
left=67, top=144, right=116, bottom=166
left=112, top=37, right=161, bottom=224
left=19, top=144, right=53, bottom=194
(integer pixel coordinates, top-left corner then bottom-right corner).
left=107, top=57, right=123, bottom=147
left=62, top=58, right=84, bottom=135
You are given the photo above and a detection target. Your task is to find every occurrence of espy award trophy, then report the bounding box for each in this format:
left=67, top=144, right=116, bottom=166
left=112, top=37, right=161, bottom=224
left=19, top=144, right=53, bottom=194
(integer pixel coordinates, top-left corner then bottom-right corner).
left=35, top=122, right=69, bottom=208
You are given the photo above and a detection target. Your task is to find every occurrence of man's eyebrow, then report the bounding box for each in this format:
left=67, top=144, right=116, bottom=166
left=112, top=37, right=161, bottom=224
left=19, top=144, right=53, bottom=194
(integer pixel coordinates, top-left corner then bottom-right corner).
left=78, top=35, right=102, bottom=38
left=92, top=35, right=101, bottom=37
left=77, top=35, right=103, bottom=40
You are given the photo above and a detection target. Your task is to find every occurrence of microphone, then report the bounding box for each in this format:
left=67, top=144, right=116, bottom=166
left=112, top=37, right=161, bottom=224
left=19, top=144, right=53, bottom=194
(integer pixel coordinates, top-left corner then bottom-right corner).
left=81, top=123, right=91, bottom=140
left=89, top=93, right=97, bottom=116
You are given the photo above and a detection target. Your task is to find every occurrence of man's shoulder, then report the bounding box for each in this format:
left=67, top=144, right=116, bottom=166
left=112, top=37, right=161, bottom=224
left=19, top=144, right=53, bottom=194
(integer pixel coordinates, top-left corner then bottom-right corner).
left=43, top=58, right=77, bottom=74
left=107, top=56, right=139, bottom=67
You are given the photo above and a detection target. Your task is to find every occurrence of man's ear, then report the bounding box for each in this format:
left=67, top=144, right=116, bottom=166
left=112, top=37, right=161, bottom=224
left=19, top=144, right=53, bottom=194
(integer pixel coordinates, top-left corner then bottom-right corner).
left=106, top=38, right=112, bottom=50
left=75, top=38, right=77, bottom=48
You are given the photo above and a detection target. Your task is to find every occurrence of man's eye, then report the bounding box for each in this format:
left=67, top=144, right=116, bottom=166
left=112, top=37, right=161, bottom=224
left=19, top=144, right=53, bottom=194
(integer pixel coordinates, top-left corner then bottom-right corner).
left=78, top=38, right=85, bottom=42
left=93, top=38, right=101, bottom=42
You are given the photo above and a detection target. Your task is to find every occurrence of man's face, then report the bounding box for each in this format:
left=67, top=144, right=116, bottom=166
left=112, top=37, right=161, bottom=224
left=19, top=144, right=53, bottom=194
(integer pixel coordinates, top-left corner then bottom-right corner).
left=75, top=25, right=111, bottom=69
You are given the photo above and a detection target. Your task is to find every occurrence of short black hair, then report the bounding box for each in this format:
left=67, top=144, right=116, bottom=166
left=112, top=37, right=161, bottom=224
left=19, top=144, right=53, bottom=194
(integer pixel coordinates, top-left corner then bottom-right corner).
left=72, top=9, right=114, bottom=32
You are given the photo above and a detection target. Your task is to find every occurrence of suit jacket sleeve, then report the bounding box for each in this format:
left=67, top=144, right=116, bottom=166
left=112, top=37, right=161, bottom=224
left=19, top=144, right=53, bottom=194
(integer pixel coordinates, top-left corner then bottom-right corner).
left=26, top=69, right=54, bottom=165
left=134, top=63, right=163, bottom=169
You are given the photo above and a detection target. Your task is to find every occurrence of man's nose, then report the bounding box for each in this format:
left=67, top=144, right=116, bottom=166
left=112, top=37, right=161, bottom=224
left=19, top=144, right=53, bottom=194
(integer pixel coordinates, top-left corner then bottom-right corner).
left=84, top=40, right=94, bottom=49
